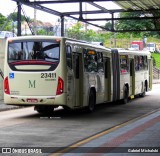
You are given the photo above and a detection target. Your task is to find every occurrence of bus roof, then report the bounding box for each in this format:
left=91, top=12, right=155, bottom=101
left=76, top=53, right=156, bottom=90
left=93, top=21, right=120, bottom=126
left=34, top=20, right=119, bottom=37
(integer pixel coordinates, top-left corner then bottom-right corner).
left=118, top=49, right=151, bottom=57
left=6, top=36, right=151, bottom=58
left=7, top=35, right=111, bottom=52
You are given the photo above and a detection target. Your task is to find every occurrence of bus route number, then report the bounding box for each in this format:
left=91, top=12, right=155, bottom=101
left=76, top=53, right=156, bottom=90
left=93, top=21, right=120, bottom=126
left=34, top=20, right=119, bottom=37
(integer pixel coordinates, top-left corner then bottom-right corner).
left=41, top=73, right=56, bottom=79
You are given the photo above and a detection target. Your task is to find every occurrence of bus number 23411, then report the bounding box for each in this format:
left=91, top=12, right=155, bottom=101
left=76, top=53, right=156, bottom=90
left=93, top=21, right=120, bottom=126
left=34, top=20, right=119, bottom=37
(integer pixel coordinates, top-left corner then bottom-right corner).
left=41, top=73, right=56, bottom=79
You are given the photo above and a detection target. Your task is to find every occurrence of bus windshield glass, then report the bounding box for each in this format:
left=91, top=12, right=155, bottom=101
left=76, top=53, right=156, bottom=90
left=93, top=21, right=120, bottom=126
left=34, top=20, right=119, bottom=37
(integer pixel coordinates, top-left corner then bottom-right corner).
left=8, top=39, right=60, bottom=71
left=147, top=43, right=155, bottom=47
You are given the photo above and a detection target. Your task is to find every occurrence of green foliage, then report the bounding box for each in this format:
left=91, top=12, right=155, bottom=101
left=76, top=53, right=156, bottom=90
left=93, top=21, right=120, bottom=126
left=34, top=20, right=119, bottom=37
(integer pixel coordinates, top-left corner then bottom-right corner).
left=8, top=12, right=27, bottom=22
left=0, top=13, right=6, bottom=25
left=37, top=29, right=47, bottom=35
left=0, top=13, right=11, bottom=31
left=37, top=29, right=54, bottom=35
left=151, top=53, right=160, bottom=69
left=115, top=11, right=160, bottom=37
left=67, top=22, right=84, bottom=40
left=104, top=22, right=112, bottom=30
left=67, top=22, right=108, bottom=42
left=116, top=12, right=154, bottom=31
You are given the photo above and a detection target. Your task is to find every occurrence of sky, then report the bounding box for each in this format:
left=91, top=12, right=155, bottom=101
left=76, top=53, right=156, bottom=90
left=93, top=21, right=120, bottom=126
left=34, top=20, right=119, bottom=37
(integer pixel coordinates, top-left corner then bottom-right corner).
left=0, top=0, right=121, bottom=29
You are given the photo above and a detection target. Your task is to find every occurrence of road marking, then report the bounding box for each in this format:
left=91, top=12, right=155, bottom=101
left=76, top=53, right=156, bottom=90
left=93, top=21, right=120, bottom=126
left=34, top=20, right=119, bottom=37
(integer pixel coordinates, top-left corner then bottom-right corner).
left=50, top=109, right=160, bottom=156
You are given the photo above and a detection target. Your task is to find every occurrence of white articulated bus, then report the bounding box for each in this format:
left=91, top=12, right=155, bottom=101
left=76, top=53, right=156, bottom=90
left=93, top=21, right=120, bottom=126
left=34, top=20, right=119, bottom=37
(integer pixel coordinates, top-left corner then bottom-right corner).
left=3, top=36, right=152, bottom=114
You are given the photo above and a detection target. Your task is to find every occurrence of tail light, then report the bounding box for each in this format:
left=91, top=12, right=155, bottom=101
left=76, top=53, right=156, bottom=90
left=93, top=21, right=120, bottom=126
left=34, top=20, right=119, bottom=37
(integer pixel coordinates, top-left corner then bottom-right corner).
left=4, top=77, right=10, bottom=94
left=56, top=77, right=64, bottom=95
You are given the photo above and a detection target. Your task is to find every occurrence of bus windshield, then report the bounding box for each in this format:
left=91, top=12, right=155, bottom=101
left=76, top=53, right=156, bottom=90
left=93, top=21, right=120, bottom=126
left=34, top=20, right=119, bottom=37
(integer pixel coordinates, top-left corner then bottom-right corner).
left=147, top=43, right=155, bottom=47
left=8, top=40, right=60, bottom=71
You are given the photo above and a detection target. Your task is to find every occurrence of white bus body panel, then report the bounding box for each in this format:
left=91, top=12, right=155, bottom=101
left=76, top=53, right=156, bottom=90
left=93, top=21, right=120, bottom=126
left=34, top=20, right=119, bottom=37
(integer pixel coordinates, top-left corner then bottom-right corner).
left=120, top=73, right=130, bottom=99
left=0, top=39, right=6, bottom=100
left=135, top=71, right=149, bottom=95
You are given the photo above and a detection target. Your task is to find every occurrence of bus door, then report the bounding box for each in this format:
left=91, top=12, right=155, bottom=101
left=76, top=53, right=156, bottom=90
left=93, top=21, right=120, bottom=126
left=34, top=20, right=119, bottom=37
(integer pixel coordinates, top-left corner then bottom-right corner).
left=148, top=59, right=153, bottom=90
left=111, top=49, right=120, bottom=101
left=130, top=59, right=135, bottom=96
left=73, top=53, right=83, bottom=107
left=104, top=57, right=111, bottom=102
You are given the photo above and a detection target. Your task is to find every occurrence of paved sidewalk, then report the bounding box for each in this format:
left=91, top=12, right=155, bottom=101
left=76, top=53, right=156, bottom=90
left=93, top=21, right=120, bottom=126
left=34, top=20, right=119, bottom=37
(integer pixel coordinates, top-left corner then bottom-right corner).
left=0, top=100, right=20, bottom=112
left=59, top=110, right=160, bottom=155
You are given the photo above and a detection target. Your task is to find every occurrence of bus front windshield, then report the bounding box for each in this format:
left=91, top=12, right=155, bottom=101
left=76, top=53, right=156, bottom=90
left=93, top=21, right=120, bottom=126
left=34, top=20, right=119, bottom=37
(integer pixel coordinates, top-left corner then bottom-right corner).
left=8, top=40, right=60, bottom=71
left=147, top=43, right=155, bottom=47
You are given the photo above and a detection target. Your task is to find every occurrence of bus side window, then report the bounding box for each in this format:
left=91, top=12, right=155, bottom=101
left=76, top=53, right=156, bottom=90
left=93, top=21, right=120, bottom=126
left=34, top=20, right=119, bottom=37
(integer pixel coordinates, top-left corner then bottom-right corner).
left=139, top=56, right=143, bottom=70
left=88, top=54, right=97, bottom=72
left=144, top=56, right=148, bottom=70
left=120, top=55, right=129, bottom=74
left=84, top=49, right=97, bottom=72
left=66, top=45, right=72, bottom=69
left=83, top=49, right=88, bottom=72
left=97, top=52, right=104, bottom=72
left=135, top=56, right=139, bottom=71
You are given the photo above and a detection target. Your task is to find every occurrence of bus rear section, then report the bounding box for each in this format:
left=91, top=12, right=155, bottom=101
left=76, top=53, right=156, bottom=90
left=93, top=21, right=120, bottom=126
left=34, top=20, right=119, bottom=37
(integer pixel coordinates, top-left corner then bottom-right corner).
left=4, top=37, right=66, bottom=113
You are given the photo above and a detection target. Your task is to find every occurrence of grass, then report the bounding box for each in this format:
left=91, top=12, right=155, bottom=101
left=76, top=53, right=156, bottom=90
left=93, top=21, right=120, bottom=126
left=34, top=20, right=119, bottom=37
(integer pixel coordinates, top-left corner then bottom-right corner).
left=151, top=53, right=160, bottom=69
left=104, top=37, right=160, bottom=49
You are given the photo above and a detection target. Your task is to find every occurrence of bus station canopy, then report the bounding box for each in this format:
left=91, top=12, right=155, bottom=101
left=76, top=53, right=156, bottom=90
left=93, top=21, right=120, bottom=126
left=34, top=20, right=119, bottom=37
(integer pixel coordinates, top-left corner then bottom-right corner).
left=116, top=0, right=160, bottom=10
left=11, top=0, right=160, bottom=32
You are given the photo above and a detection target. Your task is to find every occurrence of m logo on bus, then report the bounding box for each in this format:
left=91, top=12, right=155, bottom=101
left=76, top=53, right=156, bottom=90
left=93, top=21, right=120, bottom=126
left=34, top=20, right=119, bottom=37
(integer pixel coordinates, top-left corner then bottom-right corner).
left=29, top=80, right=36, bottom=88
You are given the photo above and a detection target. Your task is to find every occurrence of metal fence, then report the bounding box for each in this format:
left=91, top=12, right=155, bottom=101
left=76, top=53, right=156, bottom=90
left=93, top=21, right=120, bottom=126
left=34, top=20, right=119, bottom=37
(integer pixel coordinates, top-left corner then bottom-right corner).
left=153, top=67, right=160, bottom=79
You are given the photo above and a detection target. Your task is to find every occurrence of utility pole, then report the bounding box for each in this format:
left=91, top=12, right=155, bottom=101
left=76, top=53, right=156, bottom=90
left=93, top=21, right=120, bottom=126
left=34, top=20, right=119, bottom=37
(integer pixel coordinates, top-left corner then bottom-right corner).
left=61, top=16, right=64, bottom=37
left=17, top=2, right=22, bottom=36
left=85, top=2, right=87, bottom=31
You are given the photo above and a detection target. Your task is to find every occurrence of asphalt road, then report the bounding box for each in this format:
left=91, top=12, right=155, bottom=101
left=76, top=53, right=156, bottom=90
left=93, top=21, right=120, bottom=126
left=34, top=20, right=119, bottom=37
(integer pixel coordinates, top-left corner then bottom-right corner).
left=0, top=84, right=160, bottom=155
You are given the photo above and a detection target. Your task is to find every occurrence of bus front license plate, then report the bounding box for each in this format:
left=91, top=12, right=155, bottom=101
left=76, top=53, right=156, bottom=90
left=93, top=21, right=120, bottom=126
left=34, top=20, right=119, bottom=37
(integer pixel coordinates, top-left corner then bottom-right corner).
left=27, top=99, right=38, bottom=103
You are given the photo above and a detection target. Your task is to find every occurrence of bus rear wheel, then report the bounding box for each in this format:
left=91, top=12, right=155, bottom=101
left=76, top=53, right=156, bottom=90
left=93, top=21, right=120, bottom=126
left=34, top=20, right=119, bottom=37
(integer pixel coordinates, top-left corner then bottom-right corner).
left=34, top=106, right=54, bottom=114
left=87, top=90, right=96, bottom=113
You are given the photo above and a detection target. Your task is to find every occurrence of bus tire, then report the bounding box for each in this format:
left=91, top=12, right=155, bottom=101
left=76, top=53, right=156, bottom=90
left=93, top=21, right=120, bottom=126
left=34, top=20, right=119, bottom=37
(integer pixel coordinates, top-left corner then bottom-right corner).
left=87, top=89, right=95, bottom=113
left=123, top=86, right=129, bottom=104
left=34, top=106, right=54, bottom=114
left=63, top=106, right=71, bottom=111
left=140, top=85, right=146, bottom=97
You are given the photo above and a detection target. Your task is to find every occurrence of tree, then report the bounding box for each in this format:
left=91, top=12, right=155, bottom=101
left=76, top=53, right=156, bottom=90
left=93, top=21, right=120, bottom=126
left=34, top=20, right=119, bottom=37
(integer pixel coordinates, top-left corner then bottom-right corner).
left=37, top=28, right=54, bottom=35
left=67, top=22, right=103, bottom=42
left=104, top=21, right=113, bottom=30
left=116, top=12, right=154, bottom=30
left=67, top=22, right=84, bottom=40
left=0, top=13, right=11, bottom=31
left=151, top=10, right=160, bottom=36
left=115, top=11, right=159, bottom=37
left=8, top=12, right=30, bottom=22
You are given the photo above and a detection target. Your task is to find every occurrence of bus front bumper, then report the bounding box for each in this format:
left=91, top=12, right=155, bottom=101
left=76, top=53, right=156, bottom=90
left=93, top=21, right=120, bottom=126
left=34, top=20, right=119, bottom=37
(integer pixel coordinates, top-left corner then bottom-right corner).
left=4, top=94, right=66, bottom=106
